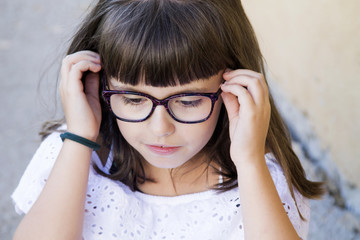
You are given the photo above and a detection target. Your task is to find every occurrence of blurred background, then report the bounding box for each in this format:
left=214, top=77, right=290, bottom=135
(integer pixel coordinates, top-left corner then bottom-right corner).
left=1, top=0, right=359, bottom=239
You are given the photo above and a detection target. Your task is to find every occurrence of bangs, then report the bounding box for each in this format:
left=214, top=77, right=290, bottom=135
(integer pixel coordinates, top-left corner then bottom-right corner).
left=98, top=0, right=233, bottom=87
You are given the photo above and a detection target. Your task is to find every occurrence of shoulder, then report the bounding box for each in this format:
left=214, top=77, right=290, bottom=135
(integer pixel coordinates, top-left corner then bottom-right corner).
left=11, top=127, right=64, bottom=214
left=19, top=126, right=66, bottom=183
left=11, top=125, right=126, bottom=215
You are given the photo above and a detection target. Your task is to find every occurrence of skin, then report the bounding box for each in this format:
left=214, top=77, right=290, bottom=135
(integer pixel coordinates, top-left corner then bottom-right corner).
left=108, top=76, right=223, bottom=195
left=109, top=76, right=223, bottom=170
left=222, top=70, right=299, bottom=239
left=13, top=50, right=299, bottom=240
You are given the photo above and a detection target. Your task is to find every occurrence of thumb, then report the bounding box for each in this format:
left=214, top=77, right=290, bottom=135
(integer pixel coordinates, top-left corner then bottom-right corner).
left=221, top=91, right=239, bottom=121
left=84, top=72, right=100, bottom=100
left=84, top=72, right=102, bottom=125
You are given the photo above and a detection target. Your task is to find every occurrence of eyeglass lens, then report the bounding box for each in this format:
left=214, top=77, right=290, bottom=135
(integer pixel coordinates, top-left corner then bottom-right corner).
left=109, top=93, right=213, bottom=122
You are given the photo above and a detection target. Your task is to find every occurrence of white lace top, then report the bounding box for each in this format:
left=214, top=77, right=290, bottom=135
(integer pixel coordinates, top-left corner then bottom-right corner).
left=12, top=130, right=310, bottom=240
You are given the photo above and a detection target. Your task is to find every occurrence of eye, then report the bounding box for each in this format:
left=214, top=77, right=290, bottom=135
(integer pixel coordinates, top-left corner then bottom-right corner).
left=177, top=98, right=203, bottom=108
left=121, top=96, right=148, bottom=105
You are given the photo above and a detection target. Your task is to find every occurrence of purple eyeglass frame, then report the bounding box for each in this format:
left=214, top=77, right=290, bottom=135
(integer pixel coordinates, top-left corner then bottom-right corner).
left=102, top=75, right=222, bottom=124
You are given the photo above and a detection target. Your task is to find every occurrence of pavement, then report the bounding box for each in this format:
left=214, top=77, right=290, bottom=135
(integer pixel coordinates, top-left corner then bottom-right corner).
left=1, top=0, right=359, bottom=239
left=1, top=0, right=91, bottom=238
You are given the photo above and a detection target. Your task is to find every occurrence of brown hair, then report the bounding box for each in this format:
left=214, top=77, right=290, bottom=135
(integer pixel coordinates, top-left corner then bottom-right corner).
left=42, top=0, right=324, bottom=220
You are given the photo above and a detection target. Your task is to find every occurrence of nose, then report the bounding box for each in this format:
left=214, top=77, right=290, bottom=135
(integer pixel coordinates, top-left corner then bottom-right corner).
left=147, top=106, right=175, bottom=137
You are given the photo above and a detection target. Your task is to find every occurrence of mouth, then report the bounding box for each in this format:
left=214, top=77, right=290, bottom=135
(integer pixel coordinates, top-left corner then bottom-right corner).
left=146, top=144, right=181, bottom=155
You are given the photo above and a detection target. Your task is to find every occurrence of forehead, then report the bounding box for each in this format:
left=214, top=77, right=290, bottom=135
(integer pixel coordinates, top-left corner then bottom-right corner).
left=108, top=71, right=223, bottom=98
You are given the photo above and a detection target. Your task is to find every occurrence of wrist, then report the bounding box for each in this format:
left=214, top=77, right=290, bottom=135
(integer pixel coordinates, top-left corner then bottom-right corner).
left=60, top=132, right=101, bottom=151
left=66, top=128, right=99, bottom=142
left=232, top=153, right=267, bottom=170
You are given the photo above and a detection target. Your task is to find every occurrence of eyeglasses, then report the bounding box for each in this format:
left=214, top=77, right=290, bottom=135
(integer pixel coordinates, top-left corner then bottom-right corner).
left=102, top=76, right=222, bottom=124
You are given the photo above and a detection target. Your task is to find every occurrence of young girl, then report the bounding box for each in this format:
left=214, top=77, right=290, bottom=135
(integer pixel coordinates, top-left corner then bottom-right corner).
left=12, top=0, right=324, bottom=239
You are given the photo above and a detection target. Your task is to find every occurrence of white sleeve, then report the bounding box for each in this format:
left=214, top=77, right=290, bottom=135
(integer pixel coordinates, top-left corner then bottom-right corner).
left=11, top=131, right=64, bottom=215
left=11, top=127, right=110, bottom=216
left=265, top=153, right=310, bottom=240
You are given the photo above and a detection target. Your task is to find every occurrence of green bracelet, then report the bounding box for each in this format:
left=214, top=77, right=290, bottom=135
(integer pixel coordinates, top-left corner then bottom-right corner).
left=60, top=132, right=100, bottom=151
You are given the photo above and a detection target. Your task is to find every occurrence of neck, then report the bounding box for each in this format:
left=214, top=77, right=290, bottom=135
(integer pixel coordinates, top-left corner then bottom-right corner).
left=137, top=156, right=220, bottom=196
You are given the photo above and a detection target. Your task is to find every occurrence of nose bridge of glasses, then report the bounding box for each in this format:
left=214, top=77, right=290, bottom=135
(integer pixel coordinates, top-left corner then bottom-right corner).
left=149, top=98, right=175, bottom=124
left=151, top=97, right=171, bottom=110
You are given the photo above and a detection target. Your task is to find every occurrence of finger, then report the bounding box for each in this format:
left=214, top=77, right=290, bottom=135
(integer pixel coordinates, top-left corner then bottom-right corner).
left=71, top=60, right=102, bottom=76
left=223, top=69, right=269, bottom=98
left=61, top=51, right=100, bottom=75
left=222, top=75, right=265, bottom=105
left=84, top=72, right=100, bottom=100
left=224, top=69, right=263, bottom=84
left=221, top=91, right=239, bottom=121
left=221, top=83, right=255, bottom=111
left=65, top=50, right=100, bottom=63
left=84, top=72, right=101, bottom=122
left=64, top=61, right=102, bottom=93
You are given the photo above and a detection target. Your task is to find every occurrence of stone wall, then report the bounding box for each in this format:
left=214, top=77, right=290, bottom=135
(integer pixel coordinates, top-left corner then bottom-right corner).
left=242, top=0, right=360, bottom=187
left=242, top=0, right=360, bottom=219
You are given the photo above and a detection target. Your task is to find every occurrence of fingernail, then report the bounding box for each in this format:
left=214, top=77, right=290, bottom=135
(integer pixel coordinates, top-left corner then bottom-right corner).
left=224, top=68, right=231, bottom=74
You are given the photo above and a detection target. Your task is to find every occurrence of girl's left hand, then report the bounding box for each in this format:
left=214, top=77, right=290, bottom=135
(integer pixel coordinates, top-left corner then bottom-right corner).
left=221, top=69, right=271, bottom=167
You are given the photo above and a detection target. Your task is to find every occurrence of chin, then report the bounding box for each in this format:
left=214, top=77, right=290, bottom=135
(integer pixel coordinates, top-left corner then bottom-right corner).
left=147, top=160, right=186, bottom=169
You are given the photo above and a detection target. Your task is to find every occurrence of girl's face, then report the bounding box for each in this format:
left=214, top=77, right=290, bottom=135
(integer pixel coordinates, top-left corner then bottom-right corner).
left=109, top=72, right=223, bottom=169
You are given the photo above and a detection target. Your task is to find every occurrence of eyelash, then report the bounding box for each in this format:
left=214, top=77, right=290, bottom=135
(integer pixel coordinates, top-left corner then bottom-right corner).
left=177, top=99, right=203, bottom=108
left=121, top=97, right=146, bottom=105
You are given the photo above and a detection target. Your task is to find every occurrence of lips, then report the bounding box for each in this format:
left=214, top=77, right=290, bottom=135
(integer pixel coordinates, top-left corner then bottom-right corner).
left=146, top=144, right=181, bottom=155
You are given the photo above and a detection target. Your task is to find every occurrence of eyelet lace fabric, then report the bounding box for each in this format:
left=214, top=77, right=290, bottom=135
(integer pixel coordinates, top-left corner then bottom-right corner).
left=12, top=130, right=310, bottom=240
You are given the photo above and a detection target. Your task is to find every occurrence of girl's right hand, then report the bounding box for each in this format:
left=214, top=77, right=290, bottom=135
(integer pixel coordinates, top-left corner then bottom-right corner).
left=59, top=50, right=102, bottom=141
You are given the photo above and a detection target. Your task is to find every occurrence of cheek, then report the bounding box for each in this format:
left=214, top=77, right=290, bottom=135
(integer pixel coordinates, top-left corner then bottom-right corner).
left=207, top=102, right=222, bottom=131
left=116, top=120, right=139, bottom=144
left=115, top=101, right=222, bottom=146
left=207, top=100, right=222, bottom=126
left=187, top=102, right=222, bottom=144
